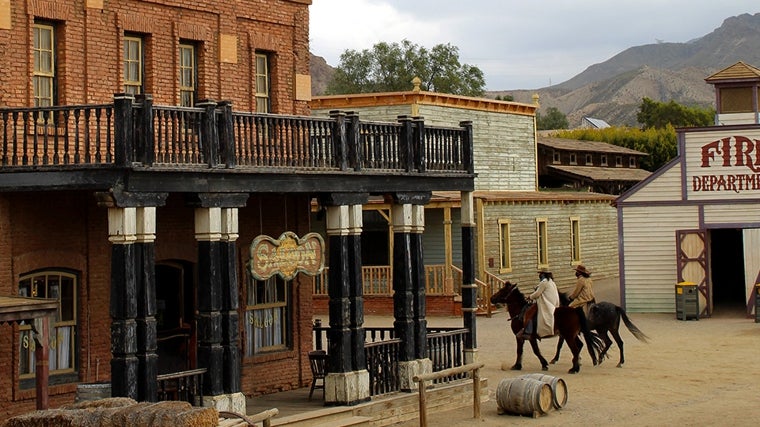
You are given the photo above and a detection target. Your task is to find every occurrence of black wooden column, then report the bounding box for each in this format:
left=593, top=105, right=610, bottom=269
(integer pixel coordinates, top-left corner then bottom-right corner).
left=392, top=192, right=431, bottom=391
left=135, top=206, right=158, bottom=402
left=99, top=191, right=167, bottom=401
left=192, top=193, right=248, bottom=400
left=108, top=208, right=138, bottom=400
left=460, top=191, right=478, bottom=359
left=321, top=193, right=369, bottom=405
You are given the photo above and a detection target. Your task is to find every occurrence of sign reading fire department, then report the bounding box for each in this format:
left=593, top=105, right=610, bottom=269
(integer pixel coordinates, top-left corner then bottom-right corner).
left=685, top=128, right=760, bottom=200
left=249, top=232, right=325, bottom=281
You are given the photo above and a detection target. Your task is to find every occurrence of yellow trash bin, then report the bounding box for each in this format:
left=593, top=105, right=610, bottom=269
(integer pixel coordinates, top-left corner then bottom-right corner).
left=675, top=282, right=699, bottom=320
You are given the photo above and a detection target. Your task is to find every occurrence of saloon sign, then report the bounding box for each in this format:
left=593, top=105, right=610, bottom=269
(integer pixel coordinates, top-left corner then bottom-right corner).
left=686, top=130, right=760, bottom=200
left=249, top=232, right=325, bottom=281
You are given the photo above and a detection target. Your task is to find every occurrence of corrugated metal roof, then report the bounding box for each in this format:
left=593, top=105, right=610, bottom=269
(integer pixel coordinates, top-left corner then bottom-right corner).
left=582, top=117, right=611, bottom=129
left=539, top=137, right=648, bottom=155
left=548, top=165, right=652, bottom=182
left=705, top=61, right=760, bottom=82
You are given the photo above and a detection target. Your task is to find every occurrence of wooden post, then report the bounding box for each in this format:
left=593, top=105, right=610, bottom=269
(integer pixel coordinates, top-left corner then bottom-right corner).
left=34, top=316, right=50, bottom=410
left=418, top=380, right=427, bottom=427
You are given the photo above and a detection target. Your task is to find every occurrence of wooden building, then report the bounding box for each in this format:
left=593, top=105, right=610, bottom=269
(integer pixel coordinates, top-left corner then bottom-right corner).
left=0, top=0, right=476, bottom=416
left=616, top=61, right=760, bottom=317
left=538, top=136, right=651, bottom=194
left=311, top=82, right=620, bottom=306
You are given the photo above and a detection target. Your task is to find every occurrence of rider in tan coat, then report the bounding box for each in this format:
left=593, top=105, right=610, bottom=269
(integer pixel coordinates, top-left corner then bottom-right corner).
left=569, top=264, right=596, bottom=316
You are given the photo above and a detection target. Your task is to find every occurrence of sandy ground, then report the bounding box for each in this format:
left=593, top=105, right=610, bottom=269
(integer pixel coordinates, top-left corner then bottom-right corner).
left=391, top=277, right=760, bottom=426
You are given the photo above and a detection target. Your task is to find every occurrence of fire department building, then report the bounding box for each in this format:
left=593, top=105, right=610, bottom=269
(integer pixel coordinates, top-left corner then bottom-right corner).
left=617, top=61, right=760, bottom=318
left=0, top=0, right=477, bottom=417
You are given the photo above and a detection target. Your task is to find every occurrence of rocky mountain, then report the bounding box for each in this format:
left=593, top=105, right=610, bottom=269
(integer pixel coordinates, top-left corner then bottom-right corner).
left=311, top=12, right=760, bottom=127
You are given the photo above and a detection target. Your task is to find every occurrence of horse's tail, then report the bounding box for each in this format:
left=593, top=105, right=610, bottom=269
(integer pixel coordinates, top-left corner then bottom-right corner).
left=617, top=306, right=650, bottom=343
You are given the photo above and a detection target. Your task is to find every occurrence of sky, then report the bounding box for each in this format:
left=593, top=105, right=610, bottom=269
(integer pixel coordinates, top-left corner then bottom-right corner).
left=309, top=0, right=760, bottom=91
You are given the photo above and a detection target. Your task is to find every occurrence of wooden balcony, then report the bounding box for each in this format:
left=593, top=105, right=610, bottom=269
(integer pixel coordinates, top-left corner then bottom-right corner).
left=0, top=95, right=475, bottom=194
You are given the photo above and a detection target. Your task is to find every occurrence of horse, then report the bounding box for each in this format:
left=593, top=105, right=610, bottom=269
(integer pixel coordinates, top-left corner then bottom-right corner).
left=551, top=301, right=650, bottom=368
left=490, top=280, right=604, bottom=374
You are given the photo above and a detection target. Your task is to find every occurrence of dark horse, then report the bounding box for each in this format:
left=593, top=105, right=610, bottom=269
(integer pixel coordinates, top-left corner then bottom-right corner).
left=551, top=301, right=650, bottom=367
left=490, top=281, right=604, bottom=374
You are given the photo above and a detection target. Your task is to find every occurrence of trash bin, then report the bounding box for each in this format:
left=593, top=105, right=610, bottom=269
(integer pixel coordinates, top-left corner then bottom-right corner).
left=675, top=282, right=699, bottom=321
left=755, top=283, right=760, bottom=323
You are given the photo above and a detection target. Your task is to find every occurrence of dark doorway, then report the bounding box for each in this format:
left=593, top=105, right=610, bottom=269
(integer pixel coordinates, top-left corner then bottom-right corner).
left=155, top=260, right=196, bottom=374
left=709, top=229, right=745, bottom=315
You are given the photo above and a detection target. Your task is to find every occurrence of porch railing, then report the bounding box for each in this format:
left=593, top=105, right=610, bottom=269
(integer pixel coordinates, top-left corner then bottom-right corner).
left=314, top=264, right=454, bottom=296
left=1, top=95, right=473, bottom=175
left=313, top=324, right=469, bottom=397
left=156, top=367, right=206, bottom=406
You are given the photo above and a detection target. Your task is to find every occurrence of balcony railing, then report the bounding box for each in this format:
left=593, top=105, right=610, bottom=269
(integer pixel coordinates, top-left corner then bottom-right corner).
left=1, top=95, right=473, bottom=175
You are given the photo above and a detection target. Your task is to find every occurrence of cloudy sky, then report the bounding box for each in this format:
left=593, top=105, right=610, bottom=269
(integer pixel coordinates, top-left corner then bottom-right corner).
left=310, top=1, right=760, bottom=91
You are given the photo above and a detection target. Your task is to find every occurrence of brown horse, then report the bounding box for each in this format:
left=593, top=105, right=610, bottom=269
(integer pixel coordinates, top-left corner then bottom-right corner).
left=490, top=280, right=604, bottom=374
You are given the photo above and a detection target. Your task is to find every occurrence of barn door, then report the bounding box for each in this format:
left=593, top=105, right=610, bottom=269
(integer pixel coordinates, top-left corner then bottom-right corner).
left=742, top=229, right=760, bottom=316
left=676, top=230, right=709, bottom=317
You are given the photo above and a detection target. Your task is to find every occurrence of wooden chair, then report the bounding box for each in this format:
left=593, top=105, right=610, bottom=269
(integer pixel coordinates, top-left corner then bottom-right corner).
left=308, top=350, right=328, bottom=401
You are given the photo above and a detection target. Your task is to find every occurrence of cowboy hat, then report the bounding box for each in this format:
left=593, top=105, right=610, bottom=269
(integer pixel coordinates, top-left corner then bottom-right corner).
left=574, top=264, right=591, bottom=276
left=537, top=268, right=552, bottom=274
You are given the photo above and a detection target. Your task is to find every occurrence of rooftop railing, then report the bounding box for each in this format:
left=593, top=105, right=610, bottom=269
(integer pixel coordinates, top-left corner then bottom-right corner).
left=1, top=94, right=473, bottom=175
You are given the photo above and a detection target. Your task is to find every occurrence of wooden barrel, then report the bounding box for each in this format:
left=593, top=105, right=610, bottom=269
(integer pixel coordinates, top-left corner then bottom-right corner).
left=520, top=373, right=568, bottom=409
left=496, top=377, right=553, bottom=417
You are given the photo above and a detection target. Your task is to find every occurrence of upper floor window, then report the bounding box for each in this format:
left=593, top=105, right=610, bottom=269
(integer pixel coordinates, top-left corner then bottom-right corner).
left=601, top=154, right=608, bottom=166
left=179, top=43, right=197, bottom=107
left=123, top=35, right=143, bottom=95
left=552, top=151, right=560, bottom=164
left=245, top=274, right=290, bottom=355
left=615, top=156, right=623, bottom=167
left=18, top=270, right=78, bottom=381
left=255, top=53, right=270, bottom=113
left=569, top=153, right=577, bottom=165
left=585, top=154, right=593, bottom=165
left=33, top=22, right=55, bottom=107
left=498, top=219, right=512, bottom=272
left=629, top=157, right=636, bottom=168
left=536, top=218, right=549, bottom=268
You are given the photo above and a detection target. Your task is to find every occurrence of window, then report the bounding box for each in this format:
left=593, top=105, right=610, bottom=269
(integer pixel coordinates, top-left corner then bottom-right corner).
left=569, top=153, right=577, bottom=165
left=615, top=156, right=623, bottom=167
left=255, top=53, right=270, bottom=113
left=570, top=217, right=581, bottom=263
left=498, top=219, right=512, bottom=272
left=600, top=154, right=608, bottom=166
left=536, top=218, right=548, bottom=267
left=629, top=157, right=636, bottom=168
left=245, top=275, right=289, bottom=355
left=33, top=23, right=55, bottom=107
left=123, top=35, right=143, bottom=95
left=585, top=154, right=593, bottom=165
left=552, top=151, right=560, bottom=164
left=179, top=43, right=197, bottom=106
left=18, top=270, right=77, bottom=381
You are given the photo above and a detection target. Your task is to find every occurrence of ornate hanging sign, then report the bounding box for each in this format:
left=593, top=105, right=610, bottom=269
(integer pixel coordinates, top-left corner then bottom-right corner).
left=249, top=231, right=325, bottom=281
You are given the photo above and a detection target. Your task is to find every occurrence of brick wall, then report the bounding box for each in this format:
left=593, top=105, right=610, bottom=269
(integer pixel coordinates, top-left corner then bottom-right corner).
left=0, top=0, right=310, bottom=115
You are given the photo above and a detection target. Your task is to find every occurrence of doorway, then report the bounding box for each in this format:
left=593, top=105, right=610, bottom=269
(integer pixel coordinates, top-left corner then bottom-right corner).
left=709, top=229, right=745, bottom=316
left=155, top=260, right=196, bottom=374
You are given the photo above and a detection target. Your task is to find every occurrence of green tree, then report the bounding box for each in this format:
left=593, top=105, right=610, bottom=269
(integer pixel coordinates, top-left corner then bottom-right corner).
left=536, top=107, right=569, bottom=130
left=637, top=97, right=714, bottom=129
left=326, top=40, right=486, bottom=96
left=495, top=94, right=514, bottom=101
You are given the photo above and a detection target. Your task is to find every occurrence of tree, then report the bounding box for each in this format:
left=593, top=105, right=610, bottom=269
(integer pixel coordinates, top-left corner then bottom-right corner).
left=326, top=40, right=486, bottom=96
left=637, top=97, right=714, bottom=129
left=536, top=107, right=569, bottom=130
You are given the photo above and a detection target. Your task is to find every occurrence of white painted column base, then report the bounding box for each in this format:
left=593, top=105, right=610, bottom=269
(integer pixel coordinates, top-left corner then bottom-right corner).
left=464, top=348, right=479, bottom=365
left=398, top=358, right=433, bottom=392
left=200, top=391, right=246, bottom=414
left=325, top=370, right=370, bottom=405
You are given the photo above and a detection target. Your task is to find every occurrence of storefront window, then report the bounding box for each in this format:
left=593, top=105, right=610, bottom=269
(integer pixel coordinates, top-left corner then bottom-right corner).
left=245, top=274, right=289, bottom=355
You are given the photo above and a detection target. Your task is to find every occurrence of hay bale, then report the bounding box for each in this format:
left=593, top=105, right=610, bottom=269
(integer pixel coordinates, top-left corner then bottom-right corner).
left=2, top=409, right=78, bottom=427
left=153, top=407, right=219, bottom=427
left=63, top=397, right=137, bottom=410
left=125, top=402, right=194, bottom=426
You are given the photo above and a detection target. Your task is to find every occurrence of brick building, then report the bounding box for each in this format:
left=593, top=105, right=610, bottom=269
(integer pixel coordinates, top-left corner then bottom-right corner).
left=0, top=0, right=476, bottom=417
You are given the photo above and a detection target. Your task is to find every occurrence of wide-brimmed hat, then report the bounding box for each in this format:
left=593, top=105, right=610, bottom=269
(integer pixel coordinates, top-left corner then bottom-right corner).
left=574, top=265, right=591, bottom=276
left=537, top=268, right=552, bottom=275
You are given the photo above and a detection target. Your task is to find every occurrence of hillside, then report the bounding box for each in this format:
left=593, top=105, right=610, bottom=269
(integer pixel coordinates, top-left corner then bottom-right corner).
left=311, top=12, right=760, bottom=127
